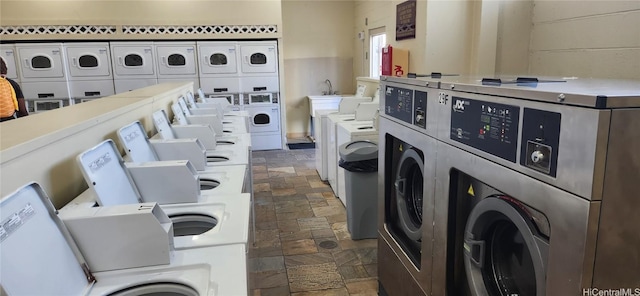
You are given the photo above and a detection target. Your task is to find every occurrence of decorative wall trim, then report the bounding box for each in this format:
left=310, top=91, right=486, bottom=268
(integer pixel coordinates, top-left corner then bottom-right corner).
left=1, top=24, right=278, bottom=36
left=122, top=25, right=278, bottom=35
left=1, top=25, right=117, bottom=35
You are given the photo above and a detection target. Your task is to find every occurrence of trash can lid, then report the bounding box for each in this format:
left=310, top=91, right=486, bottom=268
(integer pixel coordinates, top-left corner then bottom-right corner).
left=339, top=140, right=378, bottom=162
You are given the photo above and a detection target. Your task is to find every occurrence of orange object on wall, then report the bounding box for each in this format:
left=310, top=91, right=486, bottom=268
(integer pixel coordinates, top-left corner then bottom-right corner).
left=381, top=45, right=409, bottom=77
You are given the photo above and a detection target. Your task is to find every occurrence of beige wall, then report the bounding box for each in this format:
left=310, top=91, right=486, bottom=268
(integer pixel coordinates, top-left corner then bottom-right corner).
left=282, top=0, right=355, bottom=138
left=529, top=1, right=640, bottom=79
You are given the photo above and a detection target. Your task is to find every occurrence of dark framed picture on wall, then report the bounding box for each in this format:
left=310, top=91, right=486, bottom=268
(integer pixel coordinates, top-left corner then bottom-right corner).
left=396, top=0, right=416, bottom=40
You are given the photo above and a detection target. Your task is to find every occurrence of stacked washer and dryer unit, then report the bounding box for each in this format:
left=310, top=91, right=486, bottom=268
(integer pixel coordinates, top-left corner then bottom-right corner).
left=378, top=76, right=640, bottom=296
left=198, top=41, right=282, bottom=150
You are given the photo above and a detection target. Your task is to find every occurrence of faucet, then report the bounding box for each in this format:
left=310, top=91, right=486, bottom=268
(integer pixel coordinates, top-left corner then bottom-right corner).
left=325, top=79, right=333, bottom=95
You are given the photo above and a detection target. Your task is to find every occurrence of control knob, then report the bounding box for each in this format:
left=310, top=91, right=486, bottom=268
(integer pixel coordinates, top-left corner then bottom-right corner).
left=415, top=114, right=424, bottom=123
left=531, top=150, right=546, bottom=164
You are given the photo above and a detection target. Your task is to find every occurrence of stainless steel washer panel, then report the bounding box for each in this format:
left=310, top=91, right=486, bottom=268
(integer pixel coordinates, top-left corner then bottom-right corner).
left=434, top=89, right=610, bottom=201
left=377, top=116, right=437, bottom=294
left=431, top=141, right=599, bottom=296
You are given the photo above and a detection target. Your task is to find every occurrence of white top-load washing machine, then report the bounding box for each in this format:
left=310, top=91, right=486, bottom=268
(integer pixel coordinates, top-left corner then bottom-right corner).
left=73, top=140, right=251, bottom=250
left=152, top=109, right=251, bottom=169
left=155, top=41, right=200, bottom=90
left=15, top=43, right=71, bottom=113
left=336, top=120, right=378, bottom=206
left=1, top=183, right=248, bottom=296
left=196, top=41, right=243, bottom=108
left=326, top=100, right=377, bottom=196
left=63, top=42, right=115, bottom=104
left=110, top=41, right=158, bottom=93
left=175, top=96, right=248, bottom=134
left=0, top=44, right=20, bottom=82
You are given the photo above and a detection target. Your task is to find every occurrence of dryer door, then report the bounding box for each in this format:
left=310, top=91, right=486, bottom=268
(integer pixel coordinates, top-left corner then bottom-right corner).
left=248, top=107, right=279, bottom=133
left=239, top=44, right=277, bottom=74
left=156, top=44, right=197, bottom=76
left=112, top=45, right=155, bottom=76
left=463, top=196, right=549, bottom=296
left=65, top=45, right=111, bottom=77
left=198, top=43, right=238, bottom=74
left=17, top=45, right=65, bottom=79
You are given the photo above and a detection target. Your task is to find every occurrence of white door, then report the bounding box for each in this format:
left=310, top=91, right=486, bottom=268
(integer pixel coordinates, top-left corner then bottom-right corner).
left=155, top=42, right=197, bottom=76
left=16, top=43, right=66, bottom=79
left=110, top=42, right=155, bottom=77
left=197, top=42, right=238, bottom=75
left=247, top=106, right=280, bottom=133
left=239, top=43, right=277, bottom=74
left=65, top=43, right=111, bottom=78
left=0, top=44, right=19, bottom=80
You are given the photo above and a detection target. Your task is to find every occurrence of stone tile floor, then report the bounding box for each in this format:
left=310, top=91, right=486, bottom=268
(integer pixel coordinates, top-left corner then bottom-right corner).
left=250, top=149, right=379, bottom=296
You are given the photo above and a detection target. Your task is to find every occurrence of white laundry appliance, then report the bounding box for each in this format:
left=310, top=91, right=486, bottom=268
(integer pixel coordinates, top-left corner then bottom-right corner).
left=196, top=41, right=243, bottom=108
left=63, top=42, right=115, bottom=104
left=0, top=43, right=20, bottom=82
left=187, top=89, right=249, bottom=118
left=155, top=41, right=199, bottom=90
left=314, top=109, right=337, bottom=180
left=243, top=92, right=283, bottom=150
left=335, top=120, right=378, bottom=206
left=118, top=121, right=249, bottom=193
left=1, top=183, right=248, bottom=296
left=15, top=43, right=71, bottom=113
left=325, top=100, right=377, bottom=196
left=74, top=140, right=251, bottom=250
left=176, top=96, right=248, bottom=134
left=152, top=109, right=251, bottom=169
left=110, top=41, right=158, bottom=93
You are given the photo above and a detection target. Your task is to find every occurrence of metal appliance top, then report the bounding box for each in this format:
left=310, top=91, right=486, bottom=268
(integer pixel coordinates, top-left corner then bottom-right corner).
left=381, top=75, right=442, bottom=89
left=438, top=76, right=640, bottom=109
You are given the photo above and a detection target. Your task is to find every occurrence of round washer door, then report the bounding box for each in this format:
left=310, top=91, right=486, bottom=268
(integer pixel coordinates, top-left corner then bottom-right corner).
left=394, top=148, right=424, bottom=241
left=463, top=197, right=549, bottom=296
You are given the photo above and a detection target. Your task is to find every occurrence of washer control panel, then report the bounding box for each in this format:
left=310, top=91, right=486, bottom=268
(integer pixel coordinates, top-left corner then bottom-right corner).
left=450, top=97, right=520, bottom=162
left=384, top=85, right=427, bottom=129
left=520, top=108, right=561, bottom=176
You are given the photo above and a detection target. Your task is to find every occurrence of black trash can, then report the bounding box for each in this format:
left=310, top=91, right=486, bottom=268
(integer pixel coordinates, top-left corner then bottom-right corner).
left=338, top=140, right=378, bottom=240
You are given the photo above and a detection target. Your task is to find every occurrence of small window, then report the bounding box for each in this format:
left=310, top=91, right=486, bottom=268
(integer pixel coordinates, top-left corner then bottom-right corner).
left=254, top=113, right=270, bottom=125
left=167, top=54, right=186, bottom=66
left=31, top=56, right=52, bottom=69
left=78, top=55, right=99, bottom=68
left=369, top=27, right=386, bottom=79
left=124, top=54, right=143, bottom=67
left=250, top=53, right=267, bottom=65
left=210, top=53, right=227, bottom=65
left=250, top=94, right=272, bottom=104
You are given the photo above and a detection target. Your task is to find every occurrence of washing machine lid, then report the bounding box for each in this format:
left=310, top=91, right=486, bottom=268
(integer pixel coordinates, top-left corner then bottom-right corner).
left=118, top=121, right=159, bottom=163
left=77, top=140, right=143, bottom=206
left=339, top=140, right=378, bottom=161
left=1, top=183, right=95, bottom=295
left=152, top=109, right=177, bottom=140
left=339, top=121, right=378, bottom=135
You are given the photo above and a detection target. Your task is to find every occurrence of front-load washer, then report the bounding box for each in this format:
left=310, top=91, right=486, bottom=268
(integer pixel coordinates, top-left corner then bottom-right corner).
left=75, top=140, right=251, bottom=249
left=155, top=41, right=200, bottom=90
left=15, top=43, right=71, bottom=113
left=1, top=183, right=248, bottom=296
left=63, top=42, right=115, bottom=104
left=118, top=121, right=248, bottom=193
left=0, top=43, right=20, bottom=81
left=377, top=76, right=442, bottom=296
left=335, top=120, right=378, bottom=205
left=110, top=41, right=158, bottom=93
left=430, top=76, right=640, bottom=295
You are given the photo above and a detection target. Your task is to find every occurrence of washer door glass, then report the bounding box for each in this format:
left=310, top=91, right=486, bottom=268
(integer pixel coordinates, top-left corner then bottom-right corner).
left=464, top=197, right=548, bottom=296
left=394, top=148, right=424, bottom=241
left=254, top=113, right=271, bottom=125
